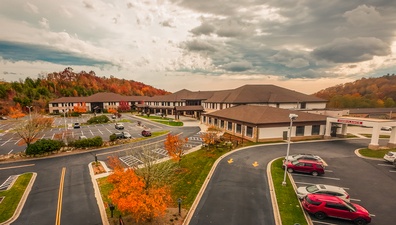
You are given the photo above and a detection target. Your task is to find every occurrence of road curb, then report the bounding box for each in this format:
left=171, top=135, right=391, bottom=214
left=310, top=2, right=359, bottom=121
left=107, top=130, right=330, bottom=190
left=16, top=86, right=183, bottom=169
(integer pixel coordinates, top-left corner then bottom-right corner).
left=267, top=158, right=282, bottom=225
left=0, top=172, right=37, bottom=225
left=89, top=161, right=110, bottom=225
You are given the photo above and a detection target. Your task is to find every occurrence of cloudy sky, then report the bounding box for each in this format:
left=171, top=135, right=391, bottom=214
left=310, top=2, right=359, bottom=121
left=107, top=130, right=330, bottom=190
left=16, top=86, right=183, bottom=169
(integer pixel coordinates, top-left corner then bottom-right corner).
left=1, top=0, right=396, bottom=94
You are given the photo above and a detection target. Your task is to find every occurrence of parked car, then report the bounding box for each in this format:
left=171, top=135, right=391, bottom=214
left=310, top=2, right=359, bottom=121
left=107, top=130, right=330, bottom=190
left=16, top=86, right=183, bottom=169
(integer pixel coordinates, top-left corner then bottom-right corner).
left=114, top=132, right=124, bottom=139
left=383, top=151, right=396, bottom=163
left=111, top=115, right=116, bottom=119
left=283, top=159, right=325, bottom=176
left=381, top=126, right=392, bottom=131
left=74, top=122, right=80, bottom=129
left=284, top=153, right=323, bottom=163
left=0, top=116, right=7, bottom=120
left=296, top=184, right=350, bottom=202
left=122, top=131, right=132, bottom=138
left=115, top=123, right=124, bottom=130
left=302, top=194, right=371, bottom=225
left=141, top=130, right=152, bottom=137
left=79, top=135, right=87, bottom=140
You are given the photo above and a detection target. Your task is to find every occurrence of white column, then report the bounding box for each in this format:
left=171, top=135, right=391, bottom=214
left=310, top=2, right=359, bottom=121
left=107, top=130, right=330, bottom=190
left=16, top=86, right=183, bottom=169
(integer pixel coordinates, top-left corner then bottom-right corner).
left=369, top=124, right=380, bottom=149
left=387, top=127, right=396, bottom=148
left=324, top=119, right=332, bottom=138
left=341, top=124, right=348, bottom=136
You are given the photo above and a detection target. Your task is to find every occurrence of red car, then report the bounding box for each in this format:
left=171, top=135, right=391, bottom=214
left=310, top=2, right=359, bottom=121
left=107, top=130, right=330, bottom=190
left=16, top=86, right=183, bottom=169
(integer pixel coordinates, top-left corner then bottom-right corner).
left=302, top=194, right=371, bottom=225
left=141, top=130, right=152, bottom=137
left=283, top=159, right=324, bottom=176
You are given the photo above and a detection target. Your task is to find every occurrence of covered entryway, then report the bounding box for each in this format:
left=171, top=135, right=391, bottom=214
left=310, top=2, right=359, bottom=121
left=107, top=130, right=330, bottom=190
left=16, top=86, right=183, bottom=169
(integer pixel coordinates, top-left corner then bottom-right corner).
left=325, top=117, right=396, bottom=149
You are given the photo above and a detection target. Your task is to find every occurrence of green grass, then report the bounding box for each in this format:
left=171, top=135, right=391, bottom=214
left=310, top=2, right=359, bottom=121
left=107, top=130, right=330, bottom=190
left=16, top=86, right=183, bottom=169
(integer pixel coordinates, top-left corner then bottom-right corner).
left=0, top=173, right=33, bottom=223
left=359, top=148, right=392, bottom=158
left=271, top=158, right=308, bottom=225
left=137, top=115, right=184, bottom=126
left=360, top=134, right=390, bottom=138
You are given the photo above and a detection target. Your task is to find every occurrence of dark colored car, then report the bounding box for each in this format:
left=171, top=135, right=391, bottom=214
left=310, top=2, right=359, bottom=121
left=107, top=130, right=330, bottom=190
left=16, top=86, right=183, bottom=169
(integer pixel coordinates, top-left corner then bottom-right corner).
left=302, top=194, right=371, bottom=225
left=283, top=159, right=325, bottom=176
left=74, top=122, right=80, bottom=128
left=141, top=130, right=152, bottom=137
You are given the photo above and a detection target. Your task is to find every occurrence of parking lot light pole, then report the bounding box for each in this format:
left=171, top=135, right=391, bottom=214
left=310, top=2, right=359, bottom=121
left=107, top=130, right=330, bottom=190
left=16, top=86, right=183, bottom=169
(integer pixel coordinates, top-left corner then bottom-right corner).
left=282, top=113, right=298, bottom=186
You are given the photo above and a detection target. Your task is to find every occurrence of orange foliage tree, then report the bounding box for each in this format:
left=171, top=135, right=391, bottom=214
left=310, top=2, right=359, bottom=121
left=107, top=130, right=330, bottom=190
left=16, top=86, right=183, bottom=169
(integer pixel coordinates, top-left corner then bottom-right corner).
left=73, top=102, right=87, bottom=113
left=164, top=133, right=188, bottom=163
left=9, top=103, right=26, bottom=119
left=108, top=108, right=117, bottom=114
left=200, top=125, right=223, bottom=149
left=107, top=157, right=172, bottom=223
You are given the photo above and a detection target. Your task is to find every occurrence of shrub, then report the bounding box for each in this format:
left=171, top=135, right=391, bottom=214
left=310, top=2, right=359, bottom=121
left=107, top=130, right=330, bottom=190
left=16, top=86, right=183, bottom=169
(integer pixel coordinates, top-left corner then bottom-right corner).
left=109, top=133, right=117, bottom=142
left=26, top=139, right=64, bottom=156
left=69, top=136, right=103, bottom=148
left=87, top=115, right=110, bottom=124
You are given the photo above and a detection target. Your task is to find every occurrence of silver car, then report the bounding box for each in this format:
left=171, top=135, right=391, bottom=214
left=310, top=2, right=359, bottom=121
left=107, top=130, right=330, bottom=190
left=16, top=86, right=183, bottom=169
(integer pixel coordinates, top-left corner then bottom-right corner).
left=296, top=184, right=350, bottom=202
left=284, top=153, right=323, bottom=163
left=384, top=151, right=396, bottom=163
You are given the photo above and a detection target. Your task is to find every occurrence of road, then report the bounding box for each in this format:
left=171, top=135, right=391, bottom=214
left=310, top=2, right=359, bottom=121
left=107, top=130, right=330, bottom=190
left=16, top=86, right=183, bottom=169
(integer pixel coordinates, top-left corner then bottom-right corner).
left=189, top=138, right=396, bottom=225
left=0, top=117, right=201, bottom=225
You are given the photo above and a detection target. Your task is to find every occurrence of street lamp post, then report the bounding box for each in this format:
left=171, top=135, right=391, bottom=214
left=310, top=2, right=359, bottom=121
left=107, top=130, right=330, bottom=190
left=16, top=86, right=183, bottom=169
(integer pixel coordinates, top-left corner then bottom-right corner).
left=63, top=108, right=68, bottom=145
left=282, top=113, right=298, bottom=186
left=27, top=106, right=32, bottom=121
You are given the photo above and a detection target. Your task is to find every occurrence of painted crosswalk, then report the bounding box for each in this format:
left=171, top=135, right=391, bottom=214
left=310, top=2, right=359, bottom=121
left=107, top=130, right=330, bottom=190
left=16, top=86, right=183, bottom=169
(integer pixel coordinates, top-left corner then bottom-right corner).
left=0, top=175, right=19, bottom=190
left=119, top=155, right=142, bottom=167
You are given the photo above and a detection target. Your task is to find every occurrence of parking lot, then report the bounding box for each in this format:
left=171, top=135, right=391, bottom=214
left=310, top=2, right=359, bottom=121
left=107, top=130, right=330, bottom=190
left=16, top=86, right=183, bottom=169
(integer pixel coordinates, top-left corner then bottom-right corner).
left=0, top=114, right=163, bottom=155
left=288, top=140, right=396, bottom=225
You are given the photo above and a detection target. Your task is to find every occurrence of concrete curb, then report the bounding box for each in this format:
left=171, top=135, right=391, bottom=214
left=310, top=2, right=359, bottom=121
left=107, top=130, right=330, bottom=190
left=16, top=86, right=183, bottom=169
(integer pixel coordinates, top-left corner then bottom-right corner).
left=0, top=172, right=37, bottom=225
left=354, top=148, right=384, bottom=161
left=89, top=161, right=110, bottom=225
left=267, top=158, right=282, bottom=225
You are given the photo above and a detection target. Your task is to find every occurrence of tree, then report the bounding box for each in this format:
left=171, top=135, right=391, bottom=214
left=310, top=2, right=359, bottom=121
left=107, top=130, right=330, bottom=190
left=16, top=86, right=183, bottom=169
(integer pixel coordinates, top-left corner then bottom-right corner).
left=73, top=102, right=87, bottom=113
left=107, top=157, right=172, bottom=223
left=9, top=103, right=25, bottom=119
left=164, top=133, right=188, bottom=163
left=201, top=125, right=223, bottom=149
left=14, top=113, right=54, bottom=147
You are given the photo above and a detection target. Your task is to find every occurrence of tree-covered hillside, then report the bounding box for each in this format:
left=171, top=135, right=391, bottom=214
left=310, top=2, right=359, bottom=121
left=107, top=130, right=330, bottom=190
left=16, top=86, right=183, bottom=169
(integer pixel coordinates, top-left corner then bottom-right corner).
left=0, top=67, right=170, bottom=115
left=314, top=74, right=396, bottom=108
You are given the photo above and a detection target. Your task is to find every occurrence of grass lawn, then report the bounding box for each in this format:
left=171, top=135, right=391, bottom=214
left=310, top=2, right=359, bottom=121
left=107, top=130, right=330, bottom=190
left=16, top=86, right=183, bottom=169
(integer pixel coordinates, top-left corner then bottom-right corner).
left=137, top=115, right=183, bottom=126
left=271, top=158, right=307, bottom=225
left=0, top=173, right=33, bottom=223
left=359, top=148, right=392, bottom=158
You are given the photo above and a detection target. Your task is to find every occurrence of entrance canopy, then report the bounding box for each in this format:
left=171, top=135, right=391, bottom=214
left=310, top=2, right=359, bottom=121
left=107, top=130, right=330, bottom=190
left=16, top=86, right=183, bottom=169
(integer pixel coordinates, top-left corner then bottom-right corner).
left=325, top=116, right=396, bottom=149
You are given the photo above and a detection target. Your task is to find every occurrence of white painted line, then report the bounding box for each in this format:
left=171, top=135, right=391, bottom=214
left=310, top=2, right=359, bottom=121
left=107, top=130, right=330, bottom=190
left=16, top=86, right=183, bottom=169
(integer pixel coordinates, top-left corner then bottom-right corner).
left=292, top=174, right=340, bottom=180
left=378, top=163, right=394, bottom=167
left=98, top=129, right=103, bottom=134
left=41, top=134, right=45, bottom=139
left=8, top=149, right=13, bottom=154
left=90, top=130, right=94, bottom=136
left=311, top=220, right=337, bottom=225
left=106, top=128, right=112, bottom=133
left=350, top=198, right=361, bottom=202
left=14, top=138, right=22, bottom=145
left=1, top=138, right=12, bottom=146
left=52, top=133, right=55, bottom=140
left=325, top=170, right=333, bottom=172
left=389, top=170, right=396, bottom=173
left=370, top=214, right=376, bottom=217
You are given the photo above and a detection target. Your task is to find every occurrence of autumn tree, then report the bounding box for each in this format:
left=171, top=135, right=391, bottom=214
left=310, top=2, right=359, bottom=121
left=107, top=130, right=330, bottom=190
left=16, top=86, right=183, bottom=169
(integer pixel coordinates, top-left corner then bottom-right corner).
left=14, top=112, right=54, bottom=147
left=164, top=133, right=188, bottom=163
left=107, top=157, right=172, bottom=223
left=73, top=102, right=87, bottom=113
left=201, top=125, right=224, bottom=149
left=9, top=103, right=26, bottom=119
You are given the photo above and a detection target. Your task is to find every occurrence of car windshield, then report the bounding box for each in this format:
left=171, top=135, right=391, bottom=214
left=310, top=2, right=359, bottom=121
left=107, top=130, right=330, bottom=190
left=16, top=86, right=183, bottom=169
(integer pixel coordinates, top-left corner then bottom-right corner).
left=291, top=160, right=300, bottom=165
left=344, top=201, right=356, bottom=212
left=306, top=185, right=319, bottom=193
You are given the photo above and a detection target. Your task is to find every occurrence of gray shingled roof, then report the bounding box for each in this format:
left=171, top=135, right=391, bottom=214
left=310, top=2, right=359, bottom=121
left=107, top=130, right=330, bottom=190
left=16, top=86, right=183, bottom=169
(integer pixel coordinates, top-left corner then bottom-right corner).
left=205, top=105, right=328, bottom=125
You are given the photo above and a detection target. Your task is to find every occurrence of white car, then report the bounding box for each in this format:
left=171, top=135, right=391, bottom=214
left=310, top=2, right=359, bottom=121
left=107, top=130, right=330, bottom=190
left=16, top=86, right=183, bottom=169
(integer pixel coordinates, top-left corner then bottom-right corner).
left=384, top=151, right=396, bottom=163
left=284, top=153, right=323, bottom=163
left=296, top=184, right=350, bottom=202
left=381, top=126, right=392, bottom=131
left=122, top=132, right=132, bottom=138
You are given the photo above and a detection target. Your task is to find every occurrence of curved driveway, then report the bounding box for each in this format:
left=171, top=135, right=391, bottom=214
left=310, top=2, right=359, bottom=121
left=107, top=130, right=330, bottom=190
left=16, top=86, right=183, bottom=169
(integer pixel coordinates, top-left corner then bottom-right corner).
left=188, top=138, right=396, bottom=225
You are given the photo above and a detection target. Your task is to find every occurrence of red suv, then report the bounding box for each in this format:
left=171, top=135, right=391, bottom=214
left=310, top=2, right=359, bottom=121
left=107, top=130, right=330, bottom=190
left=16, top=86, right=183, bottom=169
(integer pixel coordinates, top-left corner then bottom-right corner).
left=302, top=194, right=371, bottom=225
left=141, top=130, right=152, bottom=137
left=283, top=159, right=324, bottom=176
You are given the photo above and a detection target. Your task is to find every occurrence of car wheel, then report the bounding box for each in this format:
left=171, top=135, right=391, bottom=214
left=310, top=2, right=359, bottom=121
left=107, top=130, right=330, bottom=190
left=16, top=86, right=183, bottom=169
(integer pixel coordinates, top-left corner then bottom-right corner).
left=354, top=218, right=367, bottom=225
left=314, top=211, right=326, bottom=220
left=312, top=171, right=319, bottom=176
left=287, top=168, right=294, bottom=173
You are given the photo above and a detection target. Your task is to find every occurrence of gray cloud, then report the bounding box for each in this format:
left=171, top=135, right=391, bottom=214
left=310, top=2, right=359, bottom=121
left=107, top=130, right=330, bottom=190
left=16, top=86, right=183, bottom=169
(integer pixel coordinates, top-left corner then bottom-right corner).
left=221, top=61, right=253, bottom=72
left=182, top=40, right=217, bottom=52
left=312, top=37, right=390, bottom=63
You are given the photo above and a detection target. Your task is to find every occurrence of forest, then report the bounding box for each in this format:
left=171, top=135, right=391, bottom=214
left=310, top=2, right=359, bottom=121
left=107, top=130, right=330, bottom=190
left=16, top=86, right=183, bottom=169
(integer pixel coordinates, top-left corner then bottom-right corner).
left=0, top=67, right=170, bottom=115
left=313, top=74, right=396, bottom=108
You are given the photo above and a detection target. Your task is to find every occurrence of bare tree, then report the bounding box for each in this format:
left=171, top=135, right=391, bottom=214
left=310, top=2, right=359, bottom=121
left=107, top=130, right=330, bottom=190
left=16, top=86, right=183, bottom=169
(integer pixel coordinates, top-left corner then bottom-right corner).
left=14, top=113, right=54, bottom=147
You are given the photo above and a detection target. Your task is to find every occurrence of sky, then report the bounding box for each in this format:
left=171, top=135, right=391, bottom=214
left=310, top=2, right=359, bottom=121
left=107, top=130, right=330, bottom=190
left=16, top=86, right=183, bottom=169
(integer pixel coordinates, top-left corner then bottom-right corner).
left=1, top=0, right=396, bottom=94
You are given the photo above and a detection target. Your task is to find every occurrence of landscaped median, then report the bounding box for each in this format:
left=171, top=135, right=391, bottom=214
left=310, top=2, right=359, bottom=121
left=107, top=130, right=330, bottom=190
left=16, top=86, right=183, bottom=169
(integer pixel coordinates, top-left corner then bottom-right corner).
left=270, top=158, right=308, bottom=225
left=0, top=172, right=36, bottom=224
left=358, top=148, right=392, bottom=159
left=137, top=115, right=183, bottom=126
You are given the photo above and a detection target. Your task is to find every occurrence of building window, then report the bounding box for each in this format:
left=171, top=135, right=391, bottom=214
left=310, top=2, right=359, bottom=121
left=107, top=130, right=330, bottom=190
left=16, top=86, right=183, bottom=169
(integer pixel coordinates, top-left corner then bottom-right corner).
left=246, top=126, right=253, bottom=137
left=208, top=117, right=212, bottom=124
left=203, top=116, right=206, bottom=123
left=236, top=124, right=242, bottom=133
left=296, top=126, right=305, bottom=136
left=227, top=122, right=233, bottom=131
left=312, top=125, right=320, bottom=135
left=220, top=120, right=224, bottom=128
left=300, top=102, right=306, bottom=109
left=214, top=118, right=218, bottom=126
left=52, top=103, right=58, bottom=107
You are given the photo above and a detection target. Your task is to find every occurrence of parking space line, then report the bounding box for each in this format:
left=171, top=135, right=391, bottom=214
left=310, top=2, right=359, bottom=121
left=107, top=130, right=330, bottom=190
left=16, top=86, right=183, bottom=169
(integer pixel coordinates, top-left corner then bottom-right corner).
left=41, top=134, right=45, bottom=139
left=378, top=163, right=393, bottom=167
left=8, top=149, right=13, bottom=154
left=1, top=138, right=12, bottom=146
left=90, top=130, right=94, bottom=136
left=52, top=133, right=55, bottom=140
left=292, top=174, right=340, bottom=180
left=350, top=198, right=361, bottom=202
left=324, top=170, right=333, bottom=172
left=14, top=138, right=22, bottom=145
left=312, top=220, right=337, bottom=225
left=389, top=170, right=396, bottom=173
left=98, top=129, right=103, bottom=134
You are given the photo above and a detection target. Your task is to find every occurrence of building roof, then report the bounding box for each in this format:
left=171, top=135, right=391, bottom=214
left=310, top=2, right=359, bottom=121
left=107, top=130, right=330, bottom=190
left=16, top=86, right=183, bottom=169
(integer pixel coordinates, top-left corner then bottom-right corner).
left=205, top=105, right=328, bottom=125
left=206, top=84, right=326, bottom=104
left=50, top=92, right=150, bottom=103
